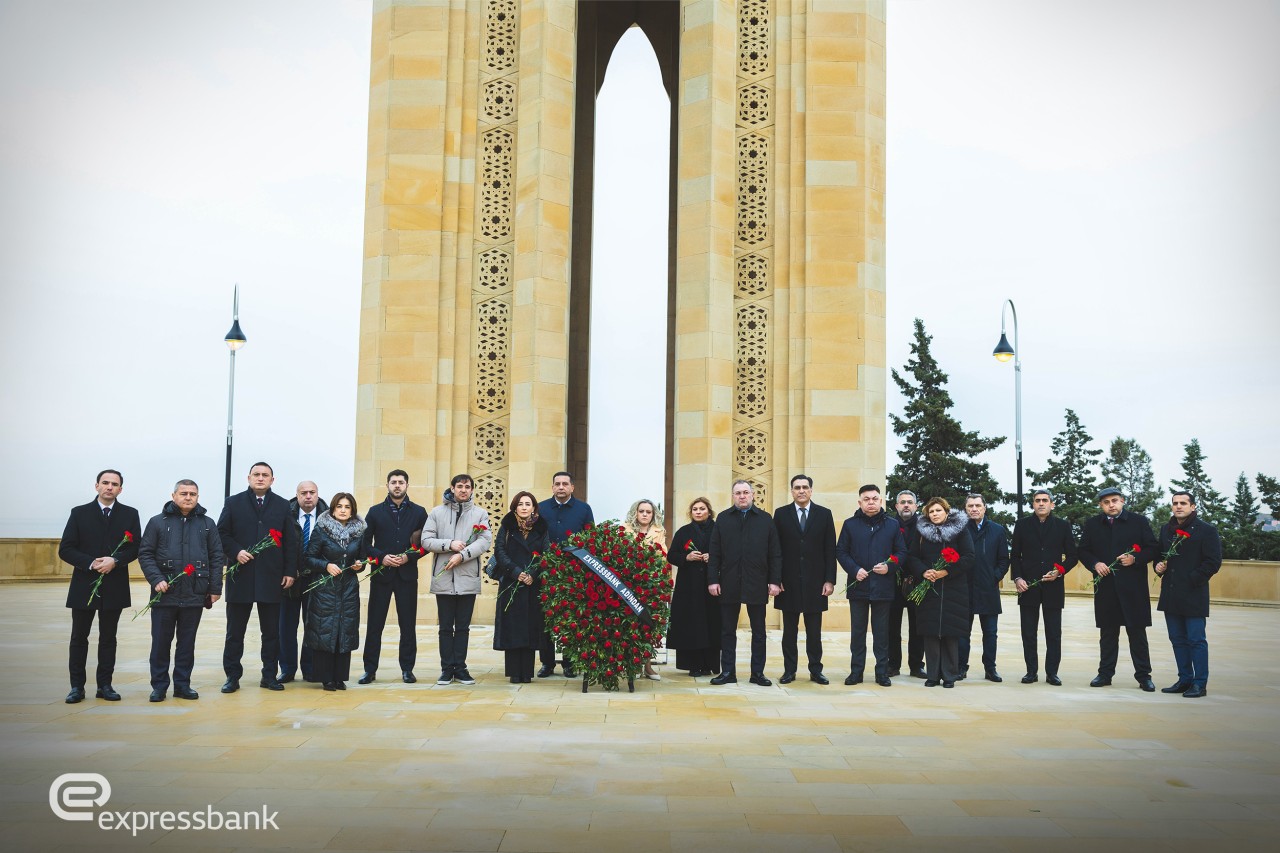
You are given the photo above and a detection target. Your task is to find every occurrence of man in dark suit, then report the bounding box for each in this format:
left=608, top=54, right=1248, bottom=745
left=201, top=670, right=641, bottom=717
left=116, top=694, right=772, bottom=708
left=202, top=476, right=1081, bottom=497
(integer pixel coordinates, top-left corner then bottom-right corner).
left=536, top=471, right=593, bottom=678
left=772, top=474, right=837, bottom=684
left=360, top=468, right=428, bottom=684
left=1010, top=489, right=1078, bottom=685
left=217, top=461, right=299, bottom=693
left=962, top=493, right=1009, bottom=682
left=708, top=480, right=782, bottom=686
left=58, top=469, right=142, bottom=703
left=888, top=490, right=925, bottom=679
left=1079, top=487, right=1160, bottom=691
left=1154, top=491, right=1222, bottom=698
left=280, top=481, right=326, bottom=683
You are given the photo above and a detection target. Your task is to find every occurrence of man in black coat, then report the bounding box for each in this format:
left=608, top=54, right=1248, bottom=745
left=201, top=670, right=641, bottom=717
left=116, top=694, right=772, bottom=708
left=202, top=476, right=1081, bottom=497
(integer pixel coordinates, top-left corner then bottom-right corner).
left=217, top=461, right=299, bottom=693
left=1010, top=489, right=1078, bottom=685
left=961, top=493, right=1009, bottom=682
left=836, top=485, right=908, bottom=687
left=360, top=468, right=429, bottom=684
left=888, top=490, right=925, bottom=678
left=280, top=482, right=327, bottom=683
left=772, top=475, right=837, bottom=684
left=708, top=480, right=782, bottom=685
left=58, top=469, right=142, bottom=703
left=1154, top=491, right=1222, bottom=698
left=1079, top=487, right=1160, bottom=691
left=536, top=471, right=593, bottom=678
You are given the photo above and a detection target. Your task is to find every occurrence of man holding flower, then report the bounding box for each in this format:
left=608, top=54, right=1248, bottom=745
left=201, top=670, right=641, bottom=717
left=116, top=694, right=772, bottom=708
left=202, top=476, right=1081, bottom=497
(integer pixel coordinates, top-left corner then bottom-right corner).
left=1154, top=491, right=1222, bottom=698
left=1079, top=487, right=1160, bottom=691
left=1010, top=489, right=1078, bottom=685
left=423, top=474, right=492, bottom=686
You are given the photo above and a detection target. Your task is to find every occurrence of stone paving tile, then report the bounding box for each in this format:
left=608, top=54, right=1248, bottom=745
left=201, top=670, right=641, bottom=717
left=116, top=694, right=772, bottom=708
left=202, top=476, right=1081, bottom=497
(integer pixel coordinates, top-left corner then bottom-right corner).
left=1, top=583, right=1277, bottom=851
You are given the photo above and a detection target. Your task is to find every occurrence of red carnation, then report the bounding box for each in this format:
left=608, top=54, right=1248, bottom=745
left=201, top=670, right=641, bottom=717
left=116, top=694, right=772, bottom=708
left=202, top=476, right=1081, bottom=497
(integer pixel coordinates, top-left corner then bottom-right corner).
left=1132, top=544, right=1141, bottom=553
left=269, top=529, right=283, bottom=546
left=1175, top=529, right=1191, bottom=539
left=1053, top=563, right=1065, bottom=574
left=184, top=564, right=195, bottom=576
left=124, top=531, right=134, bottom=542
left=941, top=547, right=960, bottom=564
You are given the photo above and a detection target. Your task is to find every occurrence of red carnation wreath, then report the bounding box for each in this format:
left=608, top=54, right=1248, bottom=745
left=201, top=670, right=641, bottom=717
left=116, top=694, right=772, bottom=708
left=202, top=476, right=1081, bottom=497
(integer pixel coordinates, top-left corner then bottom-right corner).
left=539, top=522, right=671, bottom=692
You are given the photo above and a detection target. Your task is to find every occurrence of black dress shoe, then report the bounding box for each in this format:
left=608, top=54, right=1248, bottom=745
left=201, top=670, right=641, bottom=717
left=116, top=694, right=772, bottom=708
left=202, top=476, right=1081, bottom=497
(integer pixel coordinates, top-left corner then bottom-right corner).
left=278, top=673, right=295, bottom=684
left=924, top=679, right=939, bottom=687
left=1162, top=680, right=1191, bottom=694
left=749, top=673, right=772, bottom=686
left=174, top=687, right=199, bottom=700
left=957, top=670, right=968, bottom=681
left=875, top=675, right=892, bottom=687
left=844, top=674, right=863, bottom=686
left=710, top=672, right=737, bottom=685
left=887, top=669, right=901, bottom=677
left=358, top=672, right=376, bottom=684
left=221, top=678, right=240, bottom=693
left=985, top=670, right=1003, bottom=683
left=1021, top=673, right=1038, bottom=684
left=259, top=678, right=285, bottom=691
left=910, top=668, right=927, bottom=679
left=1090, top=676, right=1112, bottom=687
left=779, top=671, right=796, bottom=684
left=95, top=685, right=122, bottom=701
left=402, top=671, right=417, bottom=683
left=1182, top=685, right=1207, bottom=698
left=335, top=681, right=346, bottom=691
left=323, top=682, right=336, bottom=692
left=810, top=673, right=829, bottom=685
left=65, top=687, right=86, bottom=704
left=536, top=664, right=555, bottom=678
left=563, top=666, right=577, bottom=679
left=942, top=681, right=955, bottom=688
left=1046, top=674, right=1062, bottom=686
left=1139, top=677, right=1156, bottom=692
left=149, top=689, right=165, bottom=702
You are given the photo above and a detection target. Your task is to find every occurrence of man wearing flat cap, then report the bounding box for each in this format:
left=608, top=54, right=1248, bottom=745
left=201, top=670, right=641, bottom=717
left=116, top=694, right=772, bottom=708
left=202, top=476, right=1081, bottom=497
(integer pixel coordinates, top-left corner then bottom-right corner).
left=1009, top=489, right=1077, bottom=684
left=1078, top=487, right=1160, bottom=691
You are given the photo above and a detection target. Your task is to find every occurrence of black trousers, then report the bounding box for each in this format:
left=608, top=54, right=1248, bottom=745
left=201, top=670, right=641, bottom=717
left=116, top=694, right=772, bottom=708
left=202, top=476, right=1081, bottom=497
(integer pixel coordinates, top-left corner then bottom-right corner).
left=278, top=593, right=313, bottom=680
left=959, top=613, right=999, bottom=673
left=223, top=601, right=281, bottom=681
left=505, top=649, right=536, bottom=683
left=1098, top=624, right=1152, bottom=679
left=780, top=610, right=824, bottom=675
left=888, top=598, right=922, bottom=672
left=436, top=593, right=476, bottom=674
left=849, top=599, right=891, bottom=678
left=68, top=607, right=121, bottom=689
left=719, top=601, right=767, bottom=677
left=363, top=574, right=418, bottom=674
left=923, top=634, right=960, bottom=682
left=151, top=606, right=203, bottom=691
left=1019, top=600, right=1063, bottom=677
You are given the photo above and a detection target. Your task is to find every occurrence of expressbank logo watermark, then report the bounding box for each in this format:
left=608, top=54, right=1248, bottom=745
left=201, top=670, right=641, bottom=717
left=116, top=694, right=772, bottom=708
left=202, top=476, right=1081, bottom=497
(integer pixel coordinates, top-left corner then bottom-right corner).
left=50, top=773, right=279, bottom=835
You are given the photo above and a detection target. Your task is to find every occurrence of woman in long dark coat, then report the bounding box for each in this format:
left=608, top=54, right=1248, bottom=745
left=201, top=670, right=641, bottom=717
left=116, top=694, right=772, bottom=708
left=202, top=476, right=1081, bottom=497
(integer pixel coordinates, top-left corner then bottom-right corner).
left=908, top=497, right=974, bottom=688
left=667, top=497, right=721, bottom=677
left=493, top=491, right=548, bottom=683
left=302, top=493, right=367, bottom=691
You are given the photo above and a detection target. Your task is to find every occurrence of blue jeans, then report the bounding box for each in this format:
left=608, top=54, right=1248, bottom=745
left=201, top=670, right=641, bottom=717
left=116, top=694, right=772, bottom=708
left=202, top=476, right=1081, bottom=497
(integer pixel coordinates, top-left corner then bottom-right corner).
left=959, top=613, right=999, bottom=673
left=1164, top=613, right=1208, bottom=687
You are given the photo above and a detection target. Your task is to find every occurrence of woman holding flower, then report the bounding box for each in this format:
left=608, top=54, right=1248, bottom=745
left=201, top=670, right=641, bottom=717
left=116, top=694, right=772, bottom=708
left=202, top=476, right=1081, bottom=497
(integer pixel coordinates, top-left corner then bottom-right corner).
left=493, top=491, right=549, bottom=683
left=621, top=499, right=668, bottom=679
left=666, top=498, right=721, bottom=678
left=907, top=497, right=974, bottom=687
left=303, top=493, right=368, bottom=691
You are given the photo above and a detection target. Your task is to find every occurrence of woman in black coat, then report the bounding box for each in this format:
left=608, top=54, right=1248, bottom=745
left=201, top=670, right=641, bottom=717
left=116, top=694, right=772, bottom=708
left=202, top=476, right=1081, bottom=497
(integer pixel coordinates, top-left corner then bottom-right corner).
left=303, top=493, right=368, bottom=691
left=493, top=491, right=549, bottom=683
left=908, top=497, right=975, bottom=687
left=667, top=497, right=721, bottom=677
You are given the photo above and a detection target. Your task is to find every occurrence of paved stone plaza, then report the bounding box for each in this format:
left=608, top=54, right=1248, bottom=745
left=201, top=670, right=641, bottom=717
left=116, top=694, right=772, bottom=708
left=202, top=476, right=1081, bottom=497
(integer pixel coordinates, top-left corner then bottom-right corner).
left=1, top=581, right=1277, bottom=852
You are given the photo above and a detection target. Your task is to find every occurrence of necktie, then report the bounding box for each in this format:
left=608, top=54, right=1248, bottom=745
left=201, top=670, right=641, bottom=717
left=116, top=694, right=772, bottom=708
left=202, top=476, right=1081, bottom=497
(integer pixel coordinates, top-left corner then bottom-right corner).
left=1107, top=516, right=1114, bottom=527
left=256, top=496, right=264, bottom=510
left=302, top=513, right=311, bottom=549
left=102, top=506, right=111, bottom=522
left=799, top=507, right=808, bottom=532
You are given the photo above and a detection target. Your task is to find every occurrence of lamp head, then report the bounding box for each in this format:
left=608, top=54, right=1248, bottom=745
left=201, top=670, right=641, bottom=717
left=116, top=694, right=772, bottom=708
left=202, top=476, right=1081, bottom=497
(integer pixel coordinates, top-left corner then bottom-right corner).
left=225, top=319, right=247, bottom=351
left=993, top=332, right=1014, bottom=363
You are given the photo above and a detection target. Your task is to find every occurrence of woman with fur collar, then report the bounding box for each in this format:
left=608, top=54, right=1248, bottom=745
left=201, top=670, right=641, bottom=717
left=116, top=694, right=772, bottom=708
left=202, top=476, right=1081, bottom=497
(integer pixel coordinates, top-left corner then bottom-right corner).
left=907, top=497, right=975, bottom=688
left=493, top=491, right=549, bottom=684
left=620, top=498, right=667, bottom=680
left=302, top=492, right=368, bottom=691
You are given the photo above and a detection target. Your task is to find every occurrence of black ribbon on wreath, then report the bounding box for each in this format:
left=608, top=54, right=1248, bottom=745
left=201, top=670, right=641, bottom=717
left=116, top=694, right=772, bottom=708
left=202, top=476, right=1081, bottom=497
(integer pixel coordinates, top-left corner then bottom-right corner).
left=566, top=546, right=653, bottom=626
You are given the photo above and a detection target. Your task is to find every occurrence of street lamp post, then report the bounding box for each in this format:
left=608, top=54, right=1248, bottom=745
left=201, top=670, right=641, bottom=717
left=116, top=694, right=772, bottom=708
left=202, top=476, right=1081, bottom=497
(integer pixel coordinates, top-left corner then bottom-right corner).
left=993, top=299, right=1023, bottom=518
left=224, top=286, right=247, bottom=499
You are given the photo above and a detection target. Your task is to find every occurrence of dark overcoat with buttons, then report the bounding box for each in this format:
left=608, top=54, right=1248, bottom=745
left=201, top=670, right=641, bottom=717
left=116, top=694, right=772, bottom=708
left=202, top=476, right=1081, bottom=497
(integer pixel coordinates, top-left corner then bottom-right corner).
left=772, top=502, right=837, bottom=614
left=60, top=500, right=141, bottom=610
left=1078, top=510, right=1159, bottom=628
left=1155, top=515, right=1222, bottom=619
left=1010, top=513, right=1078, bottom=609
left=217, top=489, right=299, bottom=605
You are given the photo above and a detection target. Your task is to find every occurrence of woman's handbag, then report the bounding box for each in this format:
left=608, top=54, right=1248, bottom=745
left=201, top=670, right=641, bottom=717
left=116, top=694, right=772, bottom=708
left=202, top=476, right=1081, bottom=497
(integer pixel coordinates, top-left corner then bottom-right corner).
left=483, top=552, right=501, bottom=581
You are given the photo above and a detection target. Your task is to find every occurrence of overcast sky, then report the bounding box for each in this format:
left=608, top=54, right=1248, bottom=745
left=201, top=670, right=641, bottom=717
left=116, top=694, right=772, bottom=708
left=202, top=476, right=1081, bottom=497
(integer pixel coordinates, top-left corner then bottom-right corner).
left=1, top=0, right=1276, bottom=537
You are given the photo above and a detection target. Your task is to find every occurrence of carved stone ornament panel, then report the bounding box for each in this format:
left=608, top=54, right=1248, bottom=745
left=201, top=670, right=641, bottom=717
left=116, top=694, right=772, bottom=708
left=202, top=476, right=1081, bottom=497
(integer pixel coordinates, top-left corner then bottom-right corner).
left=473, top=298, right=511, bottom=415
left=736, top=133, right=770, bottom=248
left=737, top=82, right=772, bottom=127
left=483, top=0, right=518, bottom=75
left=480, top=128, right=514, bottom=242
left=482, top=77, right=516, bottom=124
left=735, top=253, right=769, bottom=299
left=734, top=427, right=768, bottom=473
left=477, top=247, right=512, bottom=293
left=473, top=422, right=507, bottom=467
left=473, top=474, right=507, bottom=526
left=735, top=303, right=769, bottom=419
left=737, top=0, right=772, bottom=78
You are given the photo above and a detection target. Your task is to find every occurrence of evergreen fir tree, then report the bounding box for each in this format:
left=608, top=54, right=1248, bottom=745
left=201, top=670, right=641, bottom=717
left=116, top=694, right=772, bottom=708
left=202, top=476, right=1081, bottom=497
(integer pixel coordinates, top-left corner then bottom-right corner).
left=1100, top=437, right=1161, bottom=518
left=888, top=318, right=1007, bottom=513
left=1169, top=439, right=1226, bottom=526
left=1224, top=473, right=1262, bottom=560
left=1026, top=409, right=1102, bottom=533
left=1255, top=474, right=1280, bottom=560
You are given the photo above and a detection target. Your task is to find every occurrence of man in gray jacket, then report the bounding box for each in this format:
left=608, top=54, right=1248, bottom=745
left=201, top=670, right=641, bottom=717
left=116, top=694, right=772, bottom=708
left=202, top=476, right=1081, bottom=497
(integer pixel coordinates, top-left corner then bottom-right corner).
left=422, top=474, right=493, bottom=685
left=138, top=479, right=224, bottom=702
